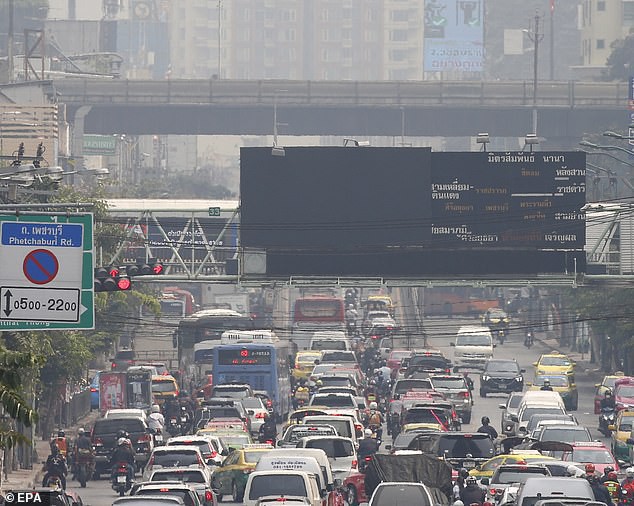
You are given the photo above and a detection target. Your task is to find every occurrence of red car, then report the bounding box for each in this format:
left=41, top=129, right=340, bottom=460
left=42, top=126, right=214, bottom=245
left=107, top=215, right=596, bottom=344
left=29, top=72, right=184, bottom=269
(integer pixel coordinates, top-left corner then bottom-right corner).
left=343, top=470, right=369, bottom=506
left=387, top=350, right=414, bottom=376
left=614, top=377, right=634, bottom=412
left=560, top=441, right=619, bottom=475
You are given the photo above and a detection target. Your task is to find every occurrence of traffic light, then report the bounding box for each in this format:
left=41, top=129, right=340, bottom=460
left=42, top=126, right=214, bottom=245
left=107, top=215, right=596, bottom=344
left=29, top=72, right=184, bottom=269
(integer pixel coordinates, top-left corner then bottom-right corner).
left=124, top=259, right=164, bottom=277
left=94, top=267, right=132, bottom=292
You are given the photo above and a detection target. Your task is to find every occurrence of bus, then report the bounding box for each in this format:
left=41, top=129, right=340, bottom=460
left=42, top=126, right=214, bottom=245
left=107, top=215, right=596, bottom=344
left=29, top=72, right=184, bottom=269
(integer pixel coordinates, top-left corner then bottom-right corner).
left=212, top=330, right=292, bottom=420
left=174, top=309, right=254, bottom=385
left=422, top=287, right=500, bottom=317
left=292, top=295, right=346, bottom=330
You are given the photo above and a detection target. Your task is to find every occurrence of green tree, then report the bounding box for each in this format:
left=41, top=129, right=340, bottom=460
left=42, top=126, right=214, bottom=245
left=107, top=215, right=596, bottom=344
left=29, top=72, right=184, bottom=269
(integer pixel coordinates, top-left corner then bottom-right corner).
left=606, top=33, right=634, bottom=81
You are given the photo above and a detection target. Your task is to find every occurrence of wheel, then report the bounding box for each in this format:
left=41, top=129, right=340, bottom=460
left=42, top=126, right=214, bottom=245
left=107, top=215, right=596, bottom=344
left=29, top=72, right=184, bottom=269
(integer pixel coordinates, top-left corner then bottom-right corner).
left=479, top=390, right=486, bottom=398
left=119, top=488, right=125, bottom=497
left=92, top=471, right=100, bottom=480
left=232, top=481, right=243, bottom=503
left=347, top=485, right=359, bottom=506
left=78, top=466, right=87, bottom=488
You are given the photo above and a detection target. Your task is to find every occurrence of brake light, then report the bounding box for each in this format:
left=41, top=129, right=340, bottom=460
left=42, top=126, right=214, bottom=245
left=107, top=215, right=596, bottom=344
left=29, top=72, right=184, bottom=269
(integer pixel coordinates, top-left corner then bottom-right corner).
left=205, top=491, right=213, bottom=502
left=266, top=400, right=272, bottom=408
left=255, top=412, right=266, bottom=419
left=111, top=363, right=117, bottom=368
left=160, top=488, right=170, bottom=492
left=489, top=489, right=496, bottom=495
left=355, top=423, right=362, bottom=432
left=148, top=456, right=154, bottom=467
left=138, top=434, right=152, bottom=443
left=445, top=368, right=451, bottom=373
left=210, top=450, right=217, bottom=458
left=352, top=459, right=358, bottom=469
left=461, top=391, right=470, bottom=398
left=93, top=437, right=103, bottom=446
left=90, top=387, right=97, bottom=392
left=370, top=335, right=379, bottom=340
left=364, top=456, right=372, bottom=462
left=516, top=460, right=527, bottom=465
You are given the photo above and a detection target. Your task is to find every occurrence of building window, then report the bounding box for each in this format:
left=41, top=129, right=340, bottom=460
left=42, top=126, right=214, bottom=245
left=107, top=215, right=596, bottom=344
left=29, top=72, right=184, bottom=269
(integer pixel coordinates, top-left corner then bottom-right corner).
left=391, top=10, right=409, bottom=22
left=343, top=7, right=352, bottom=19
left=242, top=8, right=250, bottom=21
left=390, top=29, right=408, bottom=42
left=597, top=1, right=606, bottom=12
left=625, top=3, right=634, bottom=23
left=343, top=47, right=353, bottom=59
left=596, top=39, right=605, bottom=49
left=365, top=30, right=377, bottom=42
left=390, top=49, right=408, bottom=62
left=281, top=9, right=296, bottom=21
left=342, top=28, right=352, bottom=40
left=283, top=29, right=296, bottom=42
left=321, top=9, right=329, bottom=21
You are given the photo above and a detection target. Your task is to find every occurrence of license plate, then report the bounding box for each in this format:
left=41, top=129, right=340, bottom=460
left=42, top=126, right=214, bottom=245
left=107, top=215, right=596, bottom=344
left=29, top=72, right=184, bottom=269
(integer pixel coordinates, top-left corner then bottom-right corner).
left=117, top=475, right=127, bottom=483
left=463, top=461, right=476, bottom=469
left=156, top=435, right=163, bottom=442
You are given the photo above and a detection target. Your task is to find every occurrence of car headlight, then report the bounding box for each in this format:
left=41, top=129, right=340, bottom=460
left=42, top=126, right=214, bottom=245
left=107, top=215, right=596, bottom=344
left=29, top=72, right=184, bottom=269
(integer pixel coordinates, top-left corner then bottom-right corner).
left=482, top=375, right=490, bottom=381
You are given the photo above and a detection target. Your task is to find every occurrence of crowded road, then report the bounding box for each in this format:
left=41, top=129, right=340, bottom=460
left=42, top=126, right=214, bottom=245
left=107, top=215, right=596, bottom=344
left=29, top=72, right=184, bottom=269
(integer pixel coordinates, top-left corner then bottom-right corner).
left=69, top=316, right=606, bottom=506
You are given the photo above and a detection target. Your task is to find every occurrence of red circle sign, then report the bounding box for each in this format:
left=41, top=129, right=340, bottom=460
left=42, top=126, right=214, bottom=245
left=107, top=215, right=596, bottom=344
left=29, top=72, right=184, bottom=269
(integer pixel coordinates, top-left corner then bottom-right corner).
left=23, top=249, right=59, bottom=285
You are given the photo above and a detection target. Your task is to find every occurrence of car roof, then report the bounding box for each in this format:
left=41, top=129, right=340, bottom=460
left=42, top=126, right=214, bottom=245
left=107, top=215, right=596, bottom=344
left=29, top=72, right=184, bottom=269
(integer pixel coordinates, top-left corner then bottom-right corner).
left=136, top=483, right=197, bottom=491
left=152, top=446, right=203, bottom=453
left=113, top=497, right=184, bottom=505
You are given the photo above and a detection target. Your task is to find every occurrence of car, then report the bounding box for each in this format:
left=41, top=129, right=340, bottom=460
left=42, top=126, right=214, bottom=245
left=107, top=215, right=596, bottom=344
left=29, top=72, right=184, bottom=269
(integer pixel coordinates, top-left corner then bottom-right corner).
left=211, top=382, right=254, bottom=400
left=240, top=397, right=269, bottom=434
left=292, top=351, right=323, bottom=382
left=368, top=481, right=449, bottom=506
left=407, top=432, right=495, bottom=471
left=130, top=482, right=203, bottom=506
left=152, top=374, right=180, bottom=404
left=524, top=413, right=577, bottom=437
left=278, top=424, right=339, bottom=448
left=386, top=349, right=414, bottom=374
left=558, top=441, right=620, bottom=475
left=535, top=424, right=592, bottom=445
left=91, top=416, right=154, bottom=477
left=487, top=463, right=551, bottom=504
left=166, top=435, right=225, bottom=466
left=309, top=331, right=352, bottom=351
left=428, top=375, right=473, bottom=424
left=514, top=403, right=568, bottom=436
left=319, top=350, right=358, bottom=365
left=146, top=467, right=217, bottom=506
left=533, top=353, right=576, bottom=379
left=243, top=470, right=322, bottom=506
left=594, top=373, right=626, bottom=413
left=104, top=408, right=147, bottom=420
left=142, top=446, right=206, bottom=481
left=365, top=294, right=395, bottom=316
left=468, top=451, right=555, bottom=478
left=391, top=378, right=433, bottom=399
left=112, top=496, right=185, bottom=506
left=90, top=372, right=100, bottom=410
left=514, top=476, right=594, bottom=506
left=498, top=392, right=524, bottom=435
left=528, top=374, right=578, bottom=411
left=614, top=377, right=634, bottom=411
left=451, top=326, right=495, bottom=370
left=404, top=354, right=452, bottom=379
left=610, top=410, right=634, bottom=460
left=111, top=349, right=136, bottom=370
left=211, top=446, right=276, bottom=503
left=302, top=414, right=362, bottom=444
left=481, top=307, right=510, bottom=338
left=196, top=399, right=250, bottom=431
left=295, top=435, right=358, bottom=481
left=204, top=431, right=253, bottom=451
left=480, top=359, right=525, bottom=397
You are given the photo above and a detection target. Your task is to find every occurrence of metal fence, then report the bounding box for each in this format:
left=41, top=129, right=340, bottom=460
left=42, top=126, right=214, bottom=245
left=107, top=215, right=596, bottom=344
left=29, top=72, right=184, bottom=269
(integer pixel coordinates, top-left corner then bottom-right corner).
left=59, top=389, right=91, bottom=427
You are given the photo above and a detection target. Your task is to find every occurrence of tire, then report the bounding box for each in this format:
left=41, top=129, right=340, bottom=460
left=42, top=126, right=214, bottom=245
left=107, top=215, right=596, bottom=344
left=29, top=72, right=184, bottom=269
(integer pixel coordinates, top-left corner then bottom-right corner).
left=77, top=465, right=87, bottom=488
left=347, top=485, right=359, bottom=506
left=119, top=488, right=125, bottom=497
left=232, top=481, right=243, bottom=503
left=479, top=390, right=487, bottom=398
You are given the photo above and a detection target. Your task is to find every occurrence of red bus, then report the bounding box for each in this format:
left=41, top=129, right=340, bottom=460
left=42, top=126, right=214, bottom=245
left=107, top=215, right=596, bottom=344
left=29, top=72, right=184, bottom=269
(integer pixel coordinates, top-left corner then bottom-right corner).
left=292, top=295, right=346, bottom=330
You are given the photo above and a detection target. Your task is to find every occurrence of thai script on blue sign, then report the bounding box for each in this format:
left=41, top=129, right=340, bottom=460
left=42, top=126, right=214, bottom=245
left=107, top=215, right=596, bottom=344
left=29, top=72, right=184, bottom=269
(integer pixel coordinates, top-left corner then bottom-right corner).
left=1, top=222, right=83, bottom=247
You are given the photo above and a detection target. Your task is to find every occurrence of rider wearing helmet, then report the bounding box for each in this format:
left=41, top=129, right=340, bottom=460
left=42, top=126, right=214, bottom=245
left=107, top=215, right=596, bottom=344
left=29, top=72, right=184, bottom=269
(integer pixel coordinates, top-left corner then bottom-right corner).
left=540, top=378, right=553, bottom=391
left=368, top=401, right=384, bottom=431
left=477, top=416, right=498, bottom=440
left=357, top=429, right=379, bottom=459
left=258, top=412, right=277, bottom=443
left=110, top=437, right=136, bottom=483
left=601, top=390, right=616, bottom=411
left=586, top=466, right=614, bottom=506
left=42, top=441, right=68, bottom=489
left=622, top=467, right=634, bottom=505
left=601, top=466, right=616, bottom=483
left=148, top=403, right=165, bottom=434
left=460, top=476, right=485, bottom=506
left=453, top=469, right=470, bottom=500
left=604, top=471, right=622, bottom=504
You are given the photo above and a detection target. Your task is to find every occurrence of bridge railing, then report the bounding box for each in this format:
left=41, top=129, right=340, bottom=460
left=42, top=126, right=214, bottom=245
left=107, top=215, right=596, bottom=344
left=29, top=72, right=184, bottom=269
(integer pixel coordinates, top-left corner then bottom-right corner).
left=53, top=79, right=628, bottom=108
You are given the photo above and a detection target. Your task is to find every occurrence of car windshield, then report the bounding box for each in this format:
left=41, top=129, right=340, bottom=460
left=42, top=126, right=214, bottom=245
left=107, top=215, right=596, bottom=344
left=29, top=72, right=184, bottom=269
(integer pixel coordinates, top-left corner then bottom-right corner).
left=167, top=441, right=211, bottom=456
left=604, top=377, right=619, bottom=388
left=248, top=475, right=307, bottom=500
left=320, top=377, right=353, bottom=387
left=494, top=469, right=548, bottom=484
left=372, top=485, right=430, bottom=506
left=533, top=376, right=569, bottom=387
left=526, top=415, right=573, bottom=432
left=617, top=385, right=634, bottom=397
left=508, top=395, right=523, bottom=409
left=456, top=334, right=491, bottom=346
left=151, top=470, right=205, bottom=483
left=244, top=451, right=269, bottom=464
left=540, top=357, right=570, bottom=366
left=297, top=353, right=322, bottom=364
left=392, top=432, right=421, bottom=449
left=321, top=352, right=355, bottom=363
left=487, top=309, right=507, bottom=318
left=152, top=450, right=199, bottom=467
left=571, top=449, right=614, bottom=464
left=620, top=417, right=634, bottom=432
left=285, top=426, right=337, bottom=443
left=540, top=428, right=590, bottom=443
left=311, top=395, right=354, bottom=408
left=487, top=362, right=519, bottom=373
left=436, top=436, right=494, bottom=458
left=520, top=407, right=565, bottom=422
left=241, top=398, right=264, bottom=409
left=152, top=381, right=177, bottom=393
left=136, top=489, right=195, bottom=506
left=430, top=377, right=466, bottom=389
left=220, top=434, right=251, bottom=448
left=212, top=388, right=248, bottom=399
left=304, top=418, right=352, bottom=439
left=305, top=438, right=355, bottom=457
left=395, top=379, right=432, bottom=394
left=403, top=408, right=448, bottom=426
left=312, top=340, right=347, bottom=351
left=93, top=419, right=144, bottom=434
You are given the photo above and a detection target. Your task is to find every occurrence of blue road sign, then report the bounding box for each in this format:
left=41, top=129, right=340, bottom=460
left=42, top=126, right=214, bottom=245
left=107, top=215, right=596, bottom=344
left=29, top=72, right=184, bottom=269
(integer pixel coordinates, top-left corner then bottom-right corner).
left=23, top=249, right=59, bottom=285
left=1, top=222, right=83, bottom=247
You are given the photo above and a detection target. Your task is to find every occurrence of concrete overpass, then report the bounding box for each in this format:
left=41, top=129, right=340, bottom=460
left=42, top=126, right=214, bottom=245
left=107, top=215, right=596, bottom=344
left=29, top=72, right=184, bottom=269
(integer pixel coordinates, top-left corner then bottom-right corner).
left=50, top=78, right=631, bottom=146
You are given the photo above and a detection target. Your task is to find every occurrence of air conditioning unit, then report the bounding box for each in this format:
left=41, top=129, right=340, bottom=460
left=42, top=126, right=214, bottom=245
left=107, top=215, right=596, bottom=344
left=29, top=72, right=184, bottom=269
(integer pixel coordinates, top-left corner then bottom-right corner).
left=241, top=250, right=267, bottom=274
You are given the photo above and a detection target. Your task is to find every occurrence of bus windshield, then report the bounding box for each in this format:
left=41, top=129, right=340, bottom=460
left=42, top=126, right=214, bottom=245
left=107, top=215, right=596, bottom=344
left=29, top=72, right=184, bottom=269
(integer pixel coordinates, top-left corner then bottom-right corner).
left=293, top=297, right=345, bottom=325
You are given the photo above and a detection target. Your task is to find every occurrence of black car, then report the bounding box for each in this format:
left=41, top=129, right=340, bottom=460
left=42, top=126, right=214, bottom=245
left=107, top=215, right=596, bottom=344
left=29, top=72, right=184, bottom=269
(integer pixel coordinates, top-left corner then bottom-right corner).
left=404, top=354, right=452, bottom=379
left=407, top=432, right=495, bottom=471
left=480, top=359, right=525, bottom=397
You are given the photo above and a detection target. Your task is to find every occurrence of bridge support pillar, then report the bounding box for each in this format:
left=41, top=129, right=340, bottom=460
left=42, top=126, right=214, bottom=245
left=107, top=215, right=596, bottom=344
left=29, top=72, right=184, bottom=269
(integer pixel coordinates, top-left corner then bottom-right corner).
left=70, top=105, right=92, bottom=183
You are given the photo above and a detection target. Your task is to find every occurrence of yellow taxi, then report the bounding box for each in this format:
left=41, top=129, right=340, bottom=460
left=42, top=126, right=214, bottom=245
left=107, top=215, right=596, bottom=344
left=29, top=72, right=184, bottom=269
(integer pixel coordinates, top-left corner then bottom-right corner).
left=610, top=410, right=634, bottom=460
left=402, top=422, right=445, bottom=433
left=197, top=429, right=253, bottom=451
left=366, top=295, right=395, bottom=316
left=292, top=351, right=323, bottom=382
left=468, top=451, right=555, bottom=478
left=151, top=374, right=179, bottom=404
left=211, top=444, right=274, bottom=503
left=528, top=374, right=578, bottom=411
left=533, top=353, right=576, bottom=379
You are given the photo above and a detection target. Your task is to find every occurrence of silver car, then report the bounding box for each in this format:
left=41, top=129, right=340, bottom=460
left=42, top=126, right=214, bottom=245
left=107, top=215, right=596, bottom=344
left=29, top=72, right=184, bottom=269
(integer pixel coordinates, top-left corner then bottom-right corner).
left=240, top=397, right=269, bottom=434
left=295, top=435, right=357, bottom=481
left=498, top=392, right=524, bottom=435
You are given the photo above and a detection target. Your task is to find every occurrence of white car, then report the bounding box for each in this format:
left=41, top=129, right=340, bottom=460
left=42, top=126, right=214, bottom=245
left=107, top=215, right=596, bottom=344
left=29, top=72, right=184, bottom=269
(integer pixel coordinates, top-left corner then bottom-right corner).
left=240, top=397, right=269, bottom=434
left=142, top=446, right=206, bottom=481
left=145, top=467, right=217, bottom=506
left=295, top=435, right=358, bottom=481
left=166, top=435, right=225, bottom=467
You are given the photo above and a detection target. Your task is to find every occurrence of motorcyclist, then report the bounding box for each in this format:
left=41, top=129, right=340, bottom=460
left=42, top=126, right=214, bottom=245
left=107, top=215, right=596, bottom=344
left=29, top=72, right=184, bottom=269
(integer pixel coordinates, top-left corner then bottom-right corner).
left=586, top=465, right=614, bottom=506
left=293, top=379, right=310, bottom=408
left=54, top=429, right=68, bottom=459
left=477, top=416, right=498, bottom=440
left=258, top=413, right=277, bottom=443
left=110, top=437, right=135, bottom=484
left=621, top=467, right=634, bottom=505
left=367, top=402, right=384, bottom=429
left=540, top=378, right=553, bottom=391
left=358, top=428, right=379, bottom=459
left=463, top=372, right=474, bottom=391
left=459, top=476, right=485, bottom=505
left=453, top=468, right=470, bottom=500
left=148, top=404, right=165, bottom=435
left=601, top=391, right=616, bottom=411
left=42, top=441, right=68, bottom=489
left=178, top=390, right=198, bottom=414
left=376, top=362, right=392, bottom=385
left=604, top=471, right=622, bottom=504
left=601, top=466, right=616, bottom=484
left=72, top=428, right=93, bottom=479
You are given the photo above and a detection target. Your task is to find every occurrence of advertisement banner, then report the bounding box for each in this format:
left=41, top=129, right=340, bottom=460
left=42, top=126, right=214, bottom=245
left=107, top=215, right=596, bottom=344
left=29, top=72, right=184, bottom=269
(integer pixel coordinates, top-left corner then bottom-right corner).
left=424, top=0, right=484, bottom=72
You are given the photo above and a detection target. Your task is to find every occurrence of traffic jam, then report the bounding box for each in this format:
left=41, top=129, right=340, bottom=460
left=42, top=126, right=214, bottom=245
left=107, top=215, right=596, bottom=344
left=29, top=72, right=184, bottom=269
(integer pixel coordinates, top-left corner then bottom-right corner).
left=23, top=290, right=634, bottom=506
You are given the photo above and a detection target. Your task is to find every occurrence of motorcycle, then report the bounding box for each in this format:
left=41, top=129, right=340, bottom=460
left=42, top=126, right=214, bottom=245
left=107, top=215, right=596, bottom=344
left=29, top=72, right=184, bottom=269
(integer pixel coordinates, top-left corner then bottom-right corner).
left=75, top=449, right=94, bottom=488
left=179, top=407, right=192, bottom=435
left=599, top=407, right=616, bottom=436
left=167, top=416, right=181, bottom=437
left=497, top=329, right=506, bottom=345
left=257, top=433, right=276, bottom=446
left=524, top=331, right=534, bottom=349
left=112, top=462, right=132, bottom=496
left=43, top=473, right=63, bottom=488
left=150, top=427, right=164, bottom=446
left=358, top=455, right=373, bottom=472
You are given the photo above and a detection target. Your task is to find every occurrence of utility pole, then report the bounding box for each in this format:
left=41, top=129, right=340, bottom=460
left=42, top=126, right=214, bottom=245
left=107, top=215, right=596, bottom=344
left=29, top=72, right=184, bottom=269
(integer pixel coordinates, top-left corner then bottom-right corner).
left=217, top=0, right=222, bottom=78
left=550, top=0, right=555, bottom=80
left=525, top=12, right=543, bottom=135
left=8, top=0, right=14, bottom=83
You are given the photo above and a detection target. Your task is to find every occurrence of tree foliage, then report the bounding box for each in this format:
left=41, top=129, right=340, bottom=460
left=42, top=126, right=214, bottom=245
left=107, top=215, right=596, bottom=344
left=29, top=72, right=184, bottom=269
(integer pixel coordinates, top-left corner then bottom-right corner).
left=606, top=33, right=634, bottom=81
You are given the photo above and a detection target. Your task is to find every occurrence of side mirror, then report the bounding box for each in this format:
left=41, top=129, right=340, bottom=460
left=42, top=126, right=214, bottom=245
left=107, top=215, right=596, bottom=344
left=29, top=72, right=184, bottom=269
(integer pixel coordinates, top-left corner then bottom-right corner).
left=385, top=348, right=391, bottom=354
left=526, top=382, right=532, bottom=387
left=314, top=359, right=320, bottom=365
left=532, top=362, right=538, bottom=367
left=480, top=477, right=490, bottom=486
left=221, top=449, right=229, bottom=456
left=520, top=369, right=526, bottom=373
left=385, top=445, right=392, bottom=451
left=493, top=344, right=497, bottom=348
left=277, top=440, right=283, bottom=447
left=450, top=342, right=456, bottom=347
left=333, top=478, right=342, bottom=488
left=595, top=384, right=601, bottom=388
left=498, top=404, right=506, bottom=410
left=206, top=458, right=216, bottom=466
left=571, top=383, right=576, bottom=388
left=510, top=415, right=519, bottom=423
left=247, top=410, right=254, bottom=415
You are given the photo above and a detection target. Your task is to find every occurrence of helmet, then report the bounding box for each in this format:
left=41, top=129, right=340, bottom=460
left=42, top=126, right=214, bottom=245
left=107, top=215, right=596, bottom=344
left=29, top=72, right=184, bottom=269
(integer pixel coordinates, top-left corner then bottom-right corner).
left=605, top=390, right=613, bottom=397
left=543, top=379, right=550, bottom=385
left=124, top=438, right=132, bottom=447
left=627, top=467, right=634, bottom=478
left=453, top=502, right=464, bottom=506
left=585, top=463, right=595, bottom=474
left=364, top=428, right=373, bottom=437
left=566, top=465, right=580, bottom=477
left=117, top=437, right=127, bottom=446
left=116, top=429, right=128, bottom=439
left=57, top=430, right=65, bottom=438
left=369, top=402, right=378, bottom=410
left=315, top=380, right=323, bottom=387
left=608, top=471, right=618, bottom=481
left=459, top=468, right=470, bottom=479
left=481, top=416, right=490, bottom=425
left=465, top=476, right=477, bottom=485
left=151, top=404, right=161, bottom=413
left=604, top=466, right=614, bottom=474
left=77, top=428, right=85, bottom=435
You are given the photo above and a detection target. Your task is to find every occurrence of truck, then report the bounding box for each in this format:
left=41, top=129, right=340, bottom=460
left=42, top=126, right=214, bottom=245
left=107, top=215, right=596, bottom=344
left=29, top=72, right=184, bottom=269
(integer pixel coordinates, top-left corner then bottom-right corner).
left=159, top=287, right=197, bottom=317
left=99, top=371, right=127, bottom=415
left=212, top=293, right=250, bottom=314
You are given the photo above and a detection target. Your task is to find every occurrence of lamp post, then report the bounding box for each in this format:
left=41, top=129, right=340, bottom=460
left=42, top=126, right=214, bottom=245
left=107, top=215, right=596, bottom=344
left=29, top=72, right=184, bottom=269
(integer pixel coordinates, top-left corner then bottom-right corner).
left=579, top=140, right=634, bottom=158
left=524, top=12, right=543, bottom=135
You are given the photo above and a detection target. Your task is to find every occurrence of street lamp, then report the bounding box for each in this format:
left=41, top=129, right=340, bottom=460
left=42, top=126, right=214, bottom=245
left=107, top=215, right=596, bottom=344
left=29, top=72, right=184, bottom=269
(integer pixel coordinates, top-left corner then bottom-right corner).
left=603, top=129, right=634, bottom=141
left=576, top=147, right=634, bottom=169
left=523, top=11, right=543, bottom=135
left=579, top=140, right=634, bottom=157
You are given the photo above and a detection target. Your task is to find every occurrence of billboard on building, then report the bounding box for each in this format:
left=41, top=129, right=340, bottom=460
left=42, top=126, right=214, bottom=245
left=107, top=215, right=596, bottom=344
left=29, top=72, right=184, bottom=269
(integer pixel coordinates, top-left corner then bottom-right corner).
left=424, top=0, right=484, bottom=73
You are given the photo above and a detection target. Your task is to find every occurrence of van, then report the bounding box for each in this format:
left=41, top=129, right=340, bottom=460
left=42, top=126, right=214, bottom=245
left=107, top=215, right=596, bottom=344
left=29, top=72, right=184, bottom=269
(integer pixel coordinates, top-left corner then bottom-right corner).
left=310, top=331, right=352, bottom=352
left=243, top=470, right=322, bottom=506
left=151, top=375, right=179, bottom=403
left=521, top=390, right=565, bottom=406
left=515, top=476, right=594, bottom=506
left=450, top=326, right=494, bottom=370
left=514, top=401, right=568, bottom=435
left=303, top=415, right=362, bottom=444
